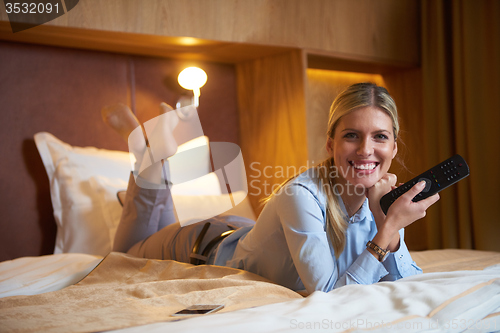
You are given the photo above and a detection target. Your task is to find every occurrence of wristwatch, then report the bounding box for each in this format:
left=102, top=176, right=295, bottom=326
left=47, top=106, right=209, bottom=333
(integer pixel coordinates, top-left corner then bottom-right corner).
left=366, top=240, right=390, bottom=262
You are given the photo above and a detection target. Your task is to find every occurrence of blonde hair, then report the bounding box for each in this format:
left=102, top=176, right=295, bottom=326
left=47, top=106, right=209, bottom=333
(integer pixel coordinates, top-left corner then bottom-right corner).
left=263, top=82, right=400, bottom=257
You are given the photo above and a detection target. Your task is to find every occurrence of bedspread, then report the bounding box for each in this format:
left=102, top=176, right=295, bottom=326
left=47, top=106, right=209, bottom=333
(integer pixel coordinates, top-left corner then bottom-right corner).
left=0, top=252, right=302, bottom=333
left=119, top=266, right=500, bottom=333
left=1, top=251, right=500, bottom=333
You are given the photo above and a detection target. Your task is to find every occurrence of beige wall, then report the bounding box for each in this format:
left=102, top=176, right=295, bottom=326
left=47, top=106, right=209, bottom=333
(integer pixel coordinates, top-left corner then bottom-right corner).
left=0, top=0, right=420, bottom=65
left=305, top=70, right=386, bottom=164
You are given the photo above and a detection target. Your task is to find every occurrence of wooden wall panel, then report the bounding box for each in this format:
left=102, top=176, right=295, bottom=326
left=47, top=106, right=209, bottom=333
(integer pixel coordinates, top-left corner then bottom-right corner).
left=237, top=50, right=308, bottom=215
left=0, top=0, right=420, bottom=65
left=305, top=70, right=385, bottom=164
left=383, top=69, right=427, bottom=250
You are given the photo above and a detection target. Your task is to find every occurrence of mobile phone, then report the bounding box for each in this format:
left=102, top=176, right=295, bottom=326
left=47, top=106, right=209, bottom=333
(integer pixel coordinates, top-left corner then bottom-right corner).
left=171, top=304, right=224, bottom=316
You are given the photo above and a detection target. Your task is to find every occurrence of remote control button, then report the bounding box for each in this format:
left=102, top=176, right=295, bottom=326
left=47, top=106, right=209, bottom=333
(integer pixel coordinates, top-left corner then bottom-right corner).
left=418, top=178, right=432, bottom=192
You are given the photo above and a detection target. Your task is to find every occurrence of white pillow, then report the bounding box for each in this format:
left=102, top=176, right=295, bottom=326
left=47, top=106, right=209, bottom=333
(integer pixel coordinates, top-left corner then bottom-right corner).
left=114, top=188, right=256, bottom=227
left=170, top=172, right=221, bottom=196
left=99, top=184, right=256, bottom=248
left=34, top=132, right=233, bottom=255
left=35, top=132, right=132, bottom=255
left=173, top=191, right=256, bottom=226
left=89, top=176, right=128, bottom=252
left=92, top=174, right=240, bottom=250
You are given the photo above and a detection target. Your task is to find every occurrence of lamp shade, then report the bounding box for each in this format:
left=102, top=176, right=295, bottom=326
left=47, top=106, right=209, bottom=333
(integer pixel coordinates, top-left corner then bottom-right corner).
left=178, top=67, right=207, bottom=91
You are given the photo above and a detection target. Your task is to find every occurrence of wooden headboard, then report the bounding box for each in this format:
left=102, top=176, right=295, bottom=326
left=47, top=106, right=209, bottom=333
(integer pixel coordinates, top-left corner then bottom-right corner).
left=0, top=41, right=239, bottom=261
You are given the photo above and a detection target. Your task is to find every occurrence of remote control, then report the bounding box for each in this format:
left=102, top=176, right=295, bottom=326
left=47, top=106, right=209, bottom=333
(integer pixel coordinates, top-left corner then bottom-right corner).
left=379, top=154, right=470, bottom=215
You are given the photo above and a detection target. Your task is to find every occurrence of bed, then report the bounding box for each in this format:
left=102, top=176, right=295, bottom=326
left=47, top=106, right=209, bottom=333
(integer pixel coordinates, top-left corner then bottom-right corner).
left=1, top=41, right=500, bottom=333
left=0, top=131, right=500, bottom=333
left=1, top=250, right=500, bottom=332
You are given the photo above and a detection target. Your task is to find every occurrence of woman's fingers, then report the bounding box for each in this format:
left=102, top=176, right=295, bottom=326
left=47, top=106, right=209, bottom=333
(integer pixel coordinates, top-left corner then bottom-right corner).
left=405, top=180, right=426, bottom=197
left=417, top=192, right=440, bottom=211
left=385, top=173, right=398, bottom=187
left=402, top=181, right=440, bottom=209
left=389, top=181, right=440, bottom=224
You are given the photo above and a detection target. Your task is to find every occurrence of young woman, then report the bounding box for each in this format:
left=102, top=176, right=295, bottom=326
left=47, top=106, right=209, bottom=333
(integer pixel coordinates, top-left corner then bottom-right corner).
left=106, top=83, right=439, bottom=294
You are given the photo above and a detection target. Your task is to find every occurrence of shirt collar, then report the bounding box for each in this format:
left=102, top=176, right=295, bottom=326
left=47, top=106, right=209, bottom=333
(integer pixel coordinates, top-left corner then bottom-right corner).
left=338, top=196, right=371, bottom=224
left=294, top=168, right=372, bottom=224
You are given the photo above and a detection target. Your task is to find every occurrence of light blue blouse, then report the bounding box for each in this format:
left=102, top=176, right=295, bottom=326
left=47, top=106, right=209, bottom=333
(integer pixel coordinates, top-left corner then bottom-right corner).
left=214, top=168, right=422, bottom=294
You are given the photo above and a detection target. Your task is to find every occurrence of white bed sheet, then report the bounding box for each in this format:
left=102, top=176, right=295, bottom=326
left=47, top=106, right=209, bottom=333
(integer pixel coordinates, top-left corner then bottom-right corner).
left=0, top=253, right=102, bottom=298
left=113, top=267, right=500, bottom=333
left=1, top=252, right=500, bottom=333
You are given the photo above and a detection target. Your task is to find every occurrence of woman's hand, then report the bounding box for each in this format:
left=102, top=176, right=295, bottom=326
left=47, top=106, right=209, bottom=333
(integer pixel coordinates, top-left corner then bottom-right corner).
left=385, top=181, right=440, bottom=231
left=371, top=181, right=440, bottom=252
left=365, top=173, right=400, bottom=252
left=366, top=173, right=397, bottom=224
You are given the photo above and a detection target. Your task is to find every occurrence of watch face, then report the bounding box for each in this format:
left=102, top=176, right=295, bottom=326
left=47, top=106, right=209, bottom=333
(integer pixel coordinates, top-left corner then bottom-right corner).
left=380, top=251, right=389, bottom=262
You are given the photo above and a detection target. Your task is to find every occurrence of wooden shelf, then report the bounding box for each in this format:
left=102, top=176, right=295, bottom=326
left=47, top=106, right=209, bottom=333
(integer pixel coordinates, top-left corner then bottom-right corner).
left=0, top=21, right=296, bottom=64
left=306, top=49, right=419, bottom=74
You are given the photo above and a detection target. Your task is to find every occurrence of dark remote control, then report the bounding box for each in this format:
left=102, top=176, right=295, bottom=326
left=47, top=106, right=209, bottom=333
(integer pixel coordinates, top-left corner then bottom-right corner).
left=379, top=154, right=470, bottom=215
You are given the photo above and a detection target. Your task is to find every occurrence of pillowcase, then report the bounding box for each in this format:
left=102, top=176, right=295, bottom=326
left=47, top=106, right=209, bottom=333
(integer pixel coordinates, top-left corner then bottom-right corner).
left=88, top=176, right=129, bottom=253
left=173, top=191, right=257, bottom=225
left=35, top=132, right=132, bottom=255
left=170, top=172, right=221, bottom=196
left=87, top=175, right=255, bottom=253
left=117, top=189, right=256, bottom=224
left=34, top=132, right=243, bottom=255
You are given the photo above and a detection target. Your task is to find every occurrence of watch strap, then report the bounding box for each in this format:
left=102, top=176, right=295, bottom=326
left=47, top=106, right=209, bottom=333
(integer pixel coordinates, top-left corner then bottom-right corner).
left=366, top=240, right=389, bottom=262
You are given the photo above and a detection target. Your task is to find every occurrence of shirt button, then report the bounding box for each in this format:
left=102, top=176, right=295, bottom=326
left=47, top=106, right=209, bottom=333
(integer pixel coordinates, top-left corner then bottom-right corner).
left=399, top=254, right=404, bottom=259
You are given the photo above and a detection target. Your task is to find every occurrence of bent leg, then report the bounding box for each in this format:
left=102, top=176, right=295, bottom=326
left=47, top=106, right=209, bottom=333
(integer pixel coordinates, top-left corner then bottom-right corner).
left=104, top=102, right=181, bottom=253
left=127, top=216, right=255, bottom=262
left=113, top=173, right=176, bottom=253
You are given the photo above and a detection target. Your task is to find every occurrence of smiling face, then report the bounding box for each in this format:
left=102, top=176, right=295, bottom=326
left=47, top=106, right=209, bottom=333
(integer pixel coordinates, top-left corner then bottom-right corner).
left=326, top=106, right=398, bottom=189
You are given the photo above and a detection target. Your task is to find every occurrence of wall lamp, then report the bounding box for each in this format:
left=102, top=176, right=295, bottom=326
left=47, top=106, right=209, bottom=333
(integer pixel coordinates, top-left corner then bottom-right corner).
left=177, top=67, right=207, bottom=109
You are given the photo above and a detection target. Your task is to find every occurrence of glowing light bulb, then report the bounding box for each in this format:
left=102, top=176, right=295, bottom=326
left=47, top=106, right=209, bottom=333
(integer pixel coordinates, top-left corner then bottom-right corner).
left=177, top=67, right=207, bottom=107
